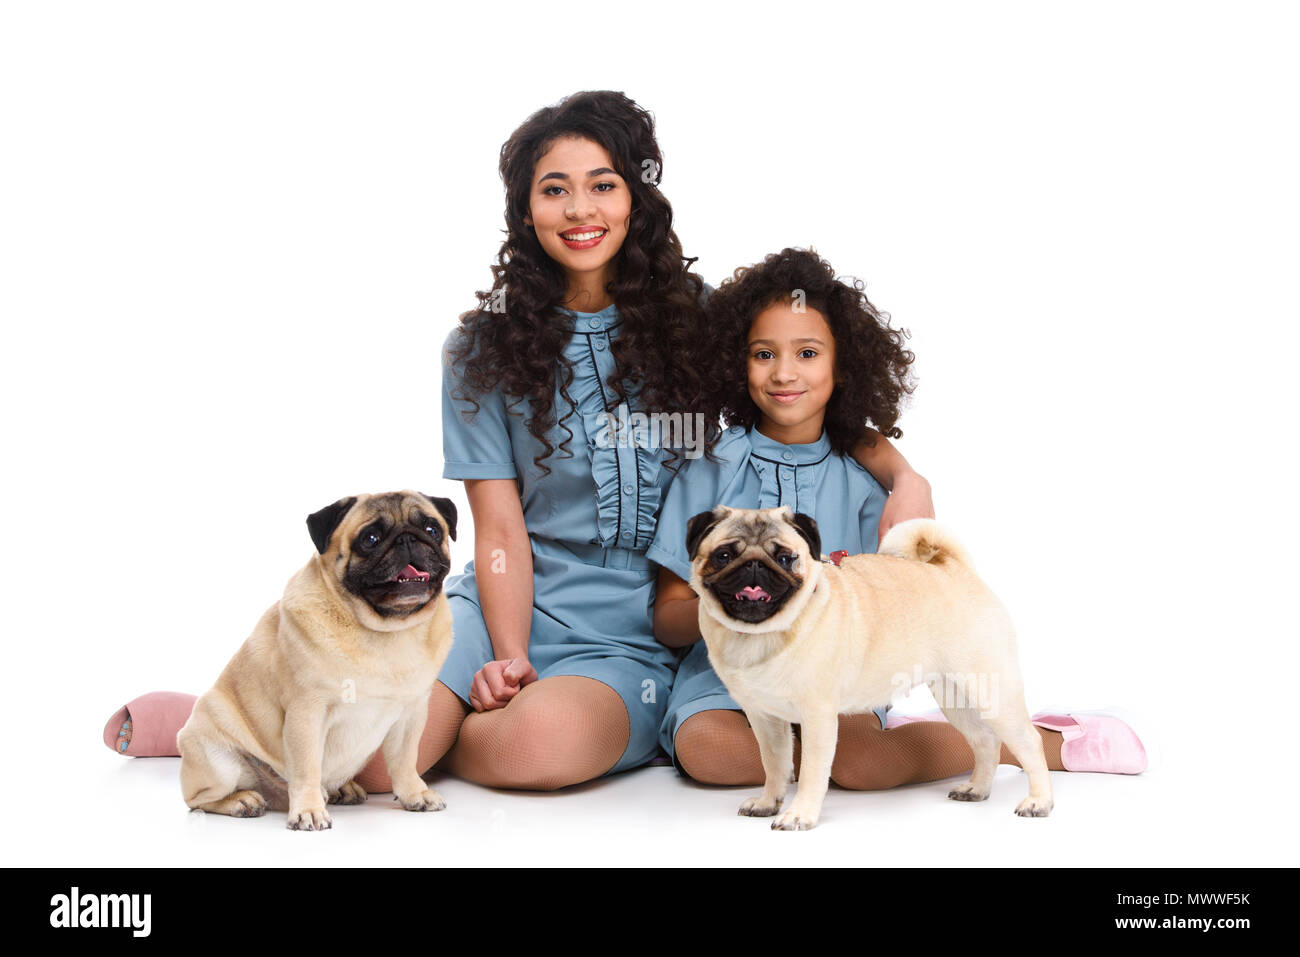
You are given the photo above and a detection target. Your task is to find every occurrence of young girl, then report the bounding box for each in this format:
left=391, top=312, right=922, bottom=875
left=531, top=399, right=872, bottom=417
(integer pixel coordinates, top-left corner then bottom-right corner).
left=648, top=248, right=1148, bottom=786
left=102, top=93, right=939, bottom=791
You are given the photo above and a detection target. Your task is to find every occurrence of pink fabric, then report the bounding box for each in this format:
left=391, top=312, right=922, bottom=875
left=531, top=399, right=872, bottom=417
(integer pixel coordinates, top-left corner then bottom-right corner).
left=884, top=710, right=947, bottom=729
left=1027, top=712, right=1085, bottom=741
left=102, top=691, right=198, bottom=757
left=1031, top=711, right=1147, bottom=774
left=882, top=708, right=1148, bottom=774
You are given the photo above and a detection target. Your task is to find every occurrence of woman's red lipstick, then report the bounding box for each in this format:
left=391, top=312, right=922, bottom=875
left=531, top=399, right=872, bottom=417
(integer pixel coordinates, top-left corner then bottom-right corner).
left=559, top=226, right=608, bottom=249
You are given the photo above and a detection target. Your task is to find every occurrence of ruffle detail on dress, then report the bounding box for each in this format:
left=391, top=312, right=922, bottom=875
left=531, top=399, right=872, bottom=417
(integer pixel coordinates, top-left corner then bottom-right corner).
left=559, top=322, right=683, bottom=550
left=631, top=444, right=665, bottom=551
left=747, top=457, right=781, bottom=510
left=584, top=409, right=622, bottom=546
left=558, top=330, right=638, bottom=547
left=582, top=407, right=669, bottom=549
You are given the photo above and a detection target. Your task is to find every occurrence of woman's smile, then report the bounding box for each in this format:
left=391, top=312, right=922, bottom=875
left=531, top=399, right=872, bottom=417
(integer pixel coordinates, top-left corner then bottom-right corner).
left=559, top=226, right=609, bottom=249
left=525, top=136, right=631, bottom=309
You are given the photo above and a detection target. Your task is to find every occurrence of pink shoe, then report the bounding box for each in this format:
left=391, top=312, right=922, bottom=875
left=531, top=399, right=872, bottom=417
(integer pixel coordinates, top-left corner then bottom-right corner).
left=884, top=709, right=947, bottom=729
left=1031, top=709, right=1148, bottom=774
left=102, top=691, right=198, bottom=757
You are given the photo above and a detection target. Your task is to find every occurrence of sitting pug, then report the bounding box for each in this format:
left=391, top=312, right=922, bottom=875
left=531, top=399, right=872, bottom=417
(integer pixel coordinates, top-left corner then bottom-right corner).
left=178, top=491, right=456, bottom=830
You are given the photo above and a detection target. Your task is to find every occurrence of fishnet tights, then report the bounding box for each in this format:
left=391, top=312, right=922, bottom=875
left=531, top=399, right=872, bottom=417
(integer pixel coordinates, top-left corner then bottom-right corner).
left=674, top=709, right=1065, bottom=789
left=355, top=676, right=630, bottom=793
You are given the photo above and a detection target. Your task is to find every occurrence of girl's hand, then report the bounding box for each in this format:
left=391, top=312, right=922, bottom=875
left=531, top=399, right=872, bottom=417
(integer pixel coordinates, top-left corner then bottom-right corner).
left=653, top=566, right=704, bottom=649
left=878, top=470, right=935, bottom=546
left=468, top=657, right=538, bottom=712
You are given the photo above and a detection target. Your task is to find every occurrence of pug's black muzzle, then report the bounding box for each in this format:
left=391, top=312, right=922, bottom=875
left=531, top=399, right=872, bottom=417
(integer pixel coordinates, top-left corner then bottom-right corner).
left=345, top=530, right=451, bottom=617
left=705, top=557, right=798, bottom=625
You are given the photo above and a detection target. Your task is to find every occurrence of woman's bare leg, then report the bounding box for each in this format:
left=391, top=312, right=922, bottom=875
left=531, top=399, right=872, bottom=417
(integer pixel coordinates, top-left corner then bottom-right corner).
left=436, top=676, right=629, bottom=791
left=354, top=680, right=469, bottom=793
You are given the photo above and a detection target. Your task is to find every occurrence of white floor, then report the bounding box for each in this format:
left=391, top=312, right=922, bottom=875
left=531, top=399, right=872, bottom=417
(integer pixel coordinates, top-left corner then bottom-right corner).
left=9, top=702, right=1288, bottom=869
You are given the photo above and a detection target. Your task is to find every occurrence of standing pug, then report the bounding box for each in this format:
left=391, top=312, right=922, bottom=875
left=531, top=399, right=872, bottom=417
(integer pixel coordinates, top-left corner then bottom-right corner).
left=178, top=491, right=456, bottom=830
left=687, top=506, right=1052, bottom=830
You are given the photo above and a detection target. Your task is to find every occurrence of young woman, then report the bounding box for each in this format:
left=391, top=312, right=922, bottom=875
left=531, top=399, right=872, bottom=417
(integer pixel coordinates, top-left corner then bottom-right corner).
left=104, top=92, right=936, bottom=792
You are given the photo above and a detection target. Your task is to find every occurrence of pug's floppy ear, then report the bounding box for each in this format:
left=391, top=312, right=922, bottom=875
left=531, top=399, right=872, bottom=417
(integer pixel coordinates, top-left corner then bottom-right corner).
left=423, top=494, right=458, bottom=541
left=686, top=507, right=726, bottom=560
left=306, top=496, right=358, bottom=554
left=789, top=512, right=821, bottom=562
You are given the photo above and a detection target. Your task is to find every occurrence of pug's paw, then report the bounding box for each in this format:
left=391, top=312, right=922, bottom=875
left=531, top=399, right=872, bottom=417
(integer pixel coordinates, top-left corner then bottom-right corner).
left=328, top=780, right=368, bottom=805
left=217, top=790, right=266, bottom=818
left=1015, top=795, right=1053, bottom=818
left=771, top=808, right=817, bottom=831
left=738, top=795, right=783, bottom=817
left=397, top=787, right=446, bottom=812
left=947, top=783, right=990, bottom=802
left=286, top=806, right=333, bottom=831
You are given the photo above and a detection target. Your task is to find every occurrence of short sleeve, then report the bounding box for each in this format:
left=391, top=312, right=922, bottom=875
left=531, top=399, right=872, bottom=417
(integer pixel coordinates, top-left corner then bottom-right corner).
left=441, top=329, right=518, bottom=480
left=853, top=463, right=888, bottom=554
left=646, top=428, right=749, bottom=581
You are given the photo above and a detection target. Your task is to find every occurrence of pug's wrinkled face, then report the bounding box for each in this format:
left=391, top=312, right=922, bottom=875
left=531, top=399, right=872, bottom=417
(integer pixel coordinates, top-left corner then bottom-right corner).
left=686, top=506, right=821, bottom=630
left=307, top=490, right=457, bottom=628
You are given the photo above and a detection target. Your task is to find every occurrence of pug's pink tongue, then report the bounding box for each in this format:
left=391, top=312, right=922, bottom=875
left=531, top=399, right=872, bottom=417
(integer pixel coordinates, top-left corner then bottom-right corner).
left=395, top=564, right=430, bottom=581
left=737, top=585, right=770, bottom=601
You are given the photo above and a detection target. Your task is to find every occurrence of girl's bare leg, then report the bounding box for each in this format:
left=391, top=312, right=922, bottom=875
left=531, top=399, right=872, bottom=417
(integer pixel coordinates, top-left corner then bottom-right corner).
left=676, top=710, right=773, bottom=786
left=672, top=709, right=1064, bottom=789
left=829, top=713, right=1064, bottom=790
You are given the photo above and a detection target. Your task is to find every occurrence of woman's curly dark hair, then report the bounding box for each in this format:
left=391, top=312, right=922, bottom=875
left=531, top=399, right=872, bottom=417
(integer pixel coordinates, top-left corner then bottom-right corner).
left=446, top=90, right=711, bottom=474
left=702, top=248, right=915, bottom=455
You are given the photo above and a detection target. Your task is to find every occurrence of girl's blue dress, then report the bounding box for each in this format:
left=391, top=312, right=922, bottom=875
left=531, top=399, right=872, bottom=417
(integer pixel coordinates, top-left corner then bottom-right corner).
left=646, top=424, right=890, bottom=764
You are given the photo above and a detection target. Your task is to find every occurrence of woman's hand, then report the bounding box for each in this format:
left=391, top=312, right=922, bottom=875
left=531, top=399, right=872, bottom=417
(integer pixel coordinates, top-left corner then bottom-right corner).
left=848, top=431, right=936, bottom=546
left=462, top=478, right=536, bottom=710
left=468, top=657, right=539, bottom=712
left=878, top=469, right=935, bottom=545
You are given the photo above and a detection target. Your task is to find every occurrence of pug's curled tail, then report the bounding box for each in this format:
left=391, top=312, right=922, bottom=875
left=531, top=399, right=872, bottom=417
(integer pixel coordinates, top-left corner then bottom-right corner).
left=878, top=519, right=974, bottom=570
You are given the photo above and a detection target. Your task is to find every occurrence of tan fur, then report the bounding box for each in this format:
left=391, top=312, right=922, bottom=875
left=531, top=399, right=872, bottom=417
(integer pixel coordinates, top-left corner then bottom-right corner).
left=691, top=508, right=1052, bottom=830
left=178, top=491, right=454, bottom=830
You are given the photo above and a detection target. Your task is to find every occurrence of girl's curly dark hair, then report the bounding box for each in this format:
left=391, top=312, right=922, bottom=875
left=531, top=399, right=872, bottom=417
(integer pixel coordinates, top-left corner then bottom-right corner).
left=702, top=248, right=915, bottom=455
left=446, top=90, right=710, bottom=475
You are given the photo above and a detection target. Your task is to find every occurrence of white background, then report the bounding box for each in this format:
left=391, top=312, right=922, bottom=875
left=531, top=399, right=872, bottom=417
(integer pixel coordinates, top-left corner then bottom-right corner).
left=2, top=1, right=1297, bottom=867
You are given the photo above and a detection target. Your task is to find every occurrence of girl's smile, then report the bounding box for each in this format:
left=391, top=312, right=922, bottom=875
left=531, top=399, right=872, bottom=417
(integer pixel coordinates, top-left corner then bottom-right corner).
left=748, top=302, right=837, bottom=445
